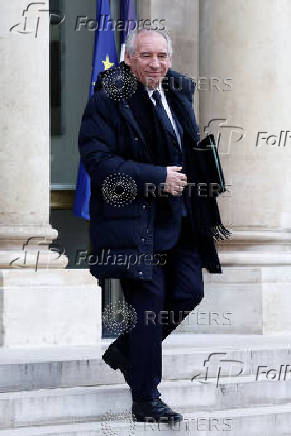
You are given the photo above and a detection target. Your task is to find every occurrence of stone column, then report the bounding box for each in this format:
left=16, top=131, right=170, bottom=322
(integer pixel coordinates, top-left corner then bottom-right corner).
left=0, top=1, right=101, bottom=346
left=195, top=0, right=291, bottom=333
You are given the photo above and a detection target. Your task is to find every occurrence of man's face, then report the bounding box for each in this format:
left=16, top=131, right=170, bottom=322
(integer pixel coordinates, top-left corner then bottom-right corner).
left=124, top=31, right=172, bottom=89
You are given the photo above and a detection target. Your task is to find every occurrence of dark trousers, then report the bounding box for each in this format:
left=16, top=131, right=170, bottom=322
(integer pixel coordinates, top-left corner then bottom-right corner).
left=111, top=216, right=204, bottom=401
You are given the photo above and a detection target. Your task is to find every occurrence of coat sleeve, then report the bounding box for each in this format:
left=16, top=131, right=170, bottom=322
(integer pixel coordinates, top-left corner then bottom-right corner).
left=78, top=95, right=167, bottom=197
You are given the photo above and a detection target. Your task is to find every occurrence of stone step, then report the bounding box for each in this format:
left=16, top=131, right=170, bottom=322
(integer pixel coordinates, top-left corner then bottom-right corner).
left=0, top=403, right=291, bottom=436
left=0, top=376, right=291, bottom=429
left=0, top=334, right=290, bottom=391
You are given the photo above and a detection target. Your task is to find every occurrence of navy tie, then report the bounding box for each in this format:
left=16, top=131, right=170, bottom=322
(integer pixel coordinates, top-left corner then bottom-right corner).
left=152, top=90, right=177, bottom=143
left=152, top=90, right=188, bottom=217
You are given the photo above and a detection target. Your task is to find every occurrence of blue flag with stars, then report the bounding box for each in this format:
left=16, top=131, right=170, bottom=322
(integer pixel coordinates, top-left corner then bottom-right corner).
left=73, top=0, right=118, bottom=220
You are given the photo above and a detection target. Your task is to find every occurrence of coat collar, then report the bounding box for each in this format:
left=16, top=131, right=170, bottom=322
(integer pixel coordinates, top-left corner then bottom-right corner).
left=163, top=67, right=196, bottom=101
left=94, top=61, right=197, bottom=143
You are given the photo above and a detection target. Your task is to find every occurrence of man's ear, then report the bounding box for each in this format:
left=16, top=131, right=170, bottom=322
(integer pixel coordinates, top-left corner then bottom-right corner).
left=168, top=56, right=172, bottom=69
left=124, top=50, right=131, bottom=66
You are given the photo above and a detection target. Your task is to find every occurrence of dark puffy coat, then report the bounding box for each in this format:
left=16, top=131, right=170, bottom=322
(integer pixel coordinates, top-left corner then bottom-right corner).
left=78, top=64, right=222, bottom=280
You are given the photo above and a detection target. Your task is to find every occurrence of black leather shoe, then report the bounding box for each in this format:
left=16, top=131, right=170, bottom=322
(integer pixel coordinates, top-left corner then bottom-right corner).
left=132, top=398, right=183, bottom=423
left=102, top=342, right=131, bottom=387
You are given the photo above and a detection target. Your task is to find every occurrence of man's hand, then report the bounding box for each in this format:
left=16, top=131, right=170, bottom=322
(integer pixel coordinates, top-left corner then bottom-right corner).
left=164, top=166, right=187, bottom=196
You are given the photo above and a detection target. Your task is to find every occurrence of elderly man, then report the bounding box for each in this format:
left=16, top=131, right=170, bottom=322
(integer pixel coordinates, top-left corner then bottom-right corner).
left=78, top=28, right=225, bottom=423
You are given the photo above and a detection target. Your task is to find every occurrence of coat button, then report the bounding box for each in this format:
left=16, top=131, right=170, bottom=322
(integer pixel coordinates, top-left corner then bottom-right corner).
left=141, top=238, right=145, bottom=243
left=142, top=204, right=146, bottom=209
left=134, top=137, right=139, bottom=141
left=138, top=271, right=143, bottom=277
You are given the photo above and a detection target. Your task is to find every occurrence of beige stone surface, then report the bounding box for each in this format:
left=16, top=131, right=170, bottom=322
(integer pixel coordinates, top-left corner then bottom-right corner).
left=199, top=0, right=291, bottom=232
left=0, top=269, right=101, bottom=347
left=0, top=1, right=50, bottom=227
left=0, top=0, right=67, bottom=267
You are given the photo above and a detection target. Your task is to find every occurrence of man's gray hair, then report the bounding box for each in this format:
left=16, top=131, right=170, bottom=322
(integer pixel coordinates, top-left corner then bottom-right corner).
left=125, top=28, right=173, bottom=57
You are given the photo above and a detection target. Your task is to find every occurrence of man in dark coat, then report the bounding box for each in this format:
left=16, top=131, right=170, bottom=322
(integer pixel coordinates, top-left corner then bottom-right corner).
left=78, top=28, right=226, bottom=424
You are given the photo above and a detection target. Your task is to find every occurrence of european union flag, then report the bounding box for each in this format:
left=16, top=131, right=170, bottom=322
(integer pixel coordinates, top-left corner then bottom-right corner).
left=73, top=0, right=118, bottom=220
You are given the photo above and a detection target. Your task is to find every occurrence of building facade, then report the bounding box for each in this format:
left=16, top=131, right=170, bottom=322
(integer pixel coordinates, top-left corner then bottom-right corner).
left=1, top=1, right=291, bottom=433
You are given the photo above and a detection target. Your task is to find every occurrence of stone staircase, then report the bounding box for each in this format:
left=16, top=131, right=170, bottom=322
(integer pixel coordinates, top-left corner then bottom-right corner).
left=0, top=334, right=291, bottom=435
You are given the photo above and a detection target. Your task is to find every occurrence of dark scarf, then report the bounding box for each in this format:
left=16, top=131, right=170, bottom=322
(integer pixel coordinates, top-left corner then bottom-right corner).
left=165, top=86, right=230, bottom=242
left=127, top=75, right=230, bottom=244
left=127, top=79, right=178, bottom=167
left=127, top=79, right=183, bottom=226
